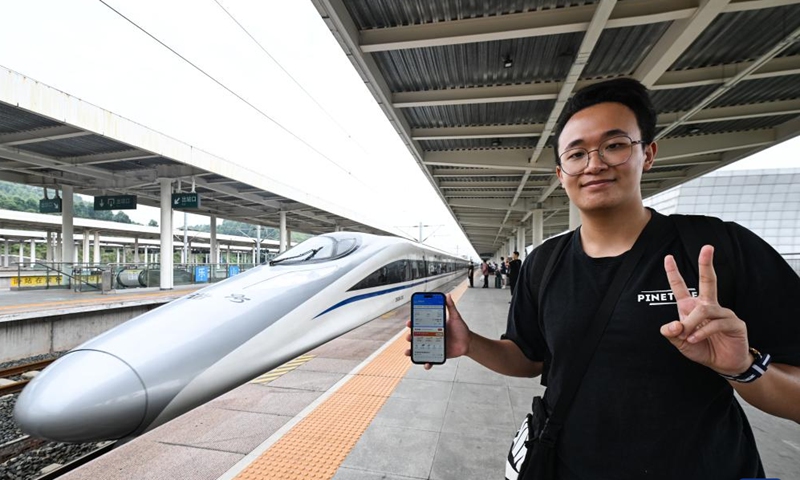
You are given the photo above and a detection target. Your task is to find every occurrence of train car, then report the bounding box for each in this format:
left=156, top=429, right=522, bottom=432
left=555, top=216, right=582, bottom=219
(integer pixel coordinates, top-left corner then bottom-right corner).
left=14, top=232, right=467, bottom=442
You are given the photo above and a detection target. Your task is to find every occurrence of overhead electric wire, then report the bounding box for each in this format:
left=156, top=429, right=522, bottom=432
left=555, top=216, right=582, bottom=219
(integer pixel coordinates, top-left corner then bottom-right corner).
left=212, top=0, right=361, bottom=145
left=98, top=0, right=353, bottom=178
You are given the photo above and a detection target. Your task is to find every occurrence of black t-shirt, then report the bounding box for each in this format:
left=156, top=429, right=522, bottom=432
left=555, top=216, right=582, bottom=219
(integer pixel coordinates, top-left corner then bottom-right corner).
left=504, top=210, right=800, bottom=480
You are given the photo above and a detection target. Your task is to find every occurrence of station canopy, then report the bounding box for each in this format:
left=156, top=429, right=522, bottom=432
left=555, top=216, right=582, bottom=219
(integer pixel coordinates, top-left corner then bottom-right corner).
left=0, top=67, right=391, bottom=240
left=312, top=0, right=800, bottom=256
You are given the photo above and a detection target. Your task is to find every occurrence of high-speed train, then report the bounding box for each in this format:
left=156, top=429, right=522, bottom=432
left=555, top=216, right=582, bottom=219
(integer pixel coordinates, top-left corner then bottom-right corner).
left=14, top=232, right=468, bottom=442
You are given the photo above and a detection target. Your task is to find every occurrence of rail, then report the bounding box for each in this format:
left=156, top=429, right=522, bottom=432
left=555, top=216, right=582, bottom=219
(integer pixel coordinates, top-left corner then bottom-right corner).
left=0, top=358, right=56, bottom=396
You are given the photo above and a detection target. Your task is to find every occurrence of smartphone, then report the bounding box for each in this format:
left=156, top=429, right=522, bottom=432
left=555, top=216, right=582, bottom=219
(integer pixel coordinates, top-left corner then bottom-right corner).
left=410, top=292, right=447, bottom=365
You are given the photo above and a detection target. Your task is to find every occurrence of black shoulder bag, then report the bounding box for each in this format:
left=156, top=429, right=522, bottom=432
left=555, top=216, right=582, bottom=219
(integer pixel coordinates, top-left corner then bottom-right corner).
left=506, top=218, right=667, bottom=480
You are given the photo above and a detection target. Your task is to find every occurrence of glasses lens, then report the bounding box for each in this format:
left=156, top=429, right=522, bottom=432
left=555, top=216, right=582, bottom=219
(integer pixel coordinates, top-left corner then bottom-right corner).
left=559, top=149, right=587, bottom=175
left=600, top=137, right=633, bottom=166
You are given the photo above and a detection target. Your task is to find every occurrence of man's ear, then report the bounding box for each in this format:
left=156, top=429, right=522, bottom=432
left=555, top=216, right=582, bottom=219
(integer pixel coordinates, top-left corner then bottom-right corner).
left=643, top=141, right=657, bottom=172
left=556, top=166, right=565, bottom=185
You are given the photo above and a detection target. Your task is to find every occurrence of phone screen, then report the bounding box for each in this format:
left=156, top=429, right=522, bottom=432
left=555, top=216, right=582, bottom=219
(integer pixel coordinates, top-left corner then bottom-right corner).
left=411, top=292, right=446, bottom=365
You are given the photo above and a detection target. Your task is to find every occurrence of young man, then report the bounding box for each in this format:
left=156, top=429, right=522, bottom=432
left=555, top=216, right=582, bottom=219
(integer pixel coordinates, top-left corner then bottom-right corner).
left=406, top=78, right=800, bottom=478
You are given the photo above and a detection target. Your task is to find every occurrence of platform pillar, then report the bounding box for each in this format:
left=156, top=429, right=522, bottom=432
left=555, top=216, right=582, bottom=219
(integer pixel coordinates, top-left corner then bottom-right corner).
left=45, top=231, right=52, bottom=262
left=133, top=237, right=140, bottom=264
left=4, top=238, right=9, bottom=267
left=210, top=215, right=218, bottom=264
left=279, top=211, right=287, bottom=253
left=93, top=231, right=101, bottom=264
left=18, top=241, right=24, bottom=264
left=81, top=232, right=90, bottom=264
left=531, top=209, right=543, bottom=249
left=61, top=185, right=74, bottom=266
left=518, top=227, right=526, bottom=261
left=29, top=238, right=36, bottom=263
left=160, top=179, right=174, bottom=290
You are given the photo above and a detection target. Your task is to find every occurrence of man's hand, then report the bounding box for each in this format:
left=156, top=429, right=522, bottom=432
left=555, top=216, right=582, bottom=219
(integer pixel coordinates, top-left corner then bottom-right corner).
left=405, top=293, right=471, bottom=370
left=659, top=245, right=751, bottom=376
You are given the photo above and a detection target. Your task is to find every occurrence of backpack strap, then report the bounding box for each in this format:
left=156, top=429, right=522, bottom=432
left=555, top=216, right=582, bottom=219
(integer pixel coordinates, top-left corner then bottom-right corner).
left=670, top=214, right=736, bottom=308
left=530, top=231, right=574, bottom=385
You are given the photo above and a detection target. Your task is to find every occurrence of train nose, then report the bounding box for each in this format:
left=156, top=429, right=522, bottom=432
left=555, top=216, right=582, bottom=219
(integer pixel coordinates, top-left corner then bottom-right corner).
left=13, top=350, right=147, bottom=442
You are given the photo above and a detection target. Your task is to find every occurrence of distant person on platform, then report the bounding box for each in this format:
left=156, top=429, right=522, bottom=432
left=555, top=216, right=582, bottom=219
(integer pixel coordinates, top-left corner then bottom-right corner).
left=481, top=260, right=489, bottom=288
left=508, top=251, right=521, bottom=295
left=405, top=77, right=800, bottom=479
left=467, top=263, right=474, bottom=288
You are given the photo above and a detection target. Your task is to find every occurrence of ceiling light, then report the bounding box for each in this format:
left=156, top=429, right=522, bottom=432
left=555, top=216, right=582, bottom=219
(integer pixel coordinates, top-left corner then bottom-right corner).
left=503, top=56, right=513, bottom=68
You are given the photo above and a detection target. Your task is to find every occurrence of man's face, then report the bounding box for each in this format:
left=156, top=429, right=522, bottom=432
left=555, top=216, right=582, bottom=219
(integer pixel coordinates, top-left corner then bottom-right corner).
left=555, top=102, right=655, bottom=214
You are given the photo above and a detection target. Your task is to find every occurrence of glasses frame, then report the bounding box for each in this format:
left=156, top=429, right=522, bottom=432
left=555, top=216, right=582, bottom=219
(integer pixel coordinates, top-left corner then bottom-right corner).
left=558, top=135, right=646, bottom=176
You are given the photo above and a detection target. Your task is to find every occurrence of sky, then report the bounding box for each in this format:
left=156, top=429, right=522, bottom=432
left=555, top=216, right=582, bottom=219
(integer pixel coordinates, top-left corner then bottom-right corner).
left=0, top=1, right=798, bottom=261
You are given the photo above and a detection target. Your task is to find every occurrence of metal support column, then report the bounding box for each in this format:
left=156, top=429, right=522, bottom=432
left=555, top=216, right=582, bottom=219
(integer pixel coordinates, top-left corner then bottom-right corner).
left=210, top=215, right=218, bottom=264
left=61, top=185, right=74, bottom=266
left=93, top=231, right=101, bottom=264
left=532, top=209, right=544, bottom=249
left=279, top=211, right=287, bottom=253
left=82, top=233, right=89, bottom=264
left=160, top=179, right=174, bottom=290
left=45, top=231, right=53, bottom=262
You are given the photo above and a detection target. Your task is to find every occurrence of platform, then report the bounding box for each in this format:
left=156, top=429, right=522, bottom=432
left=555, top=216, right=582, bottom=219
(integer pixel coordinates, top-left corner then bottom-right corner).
left=54, top=280, right=800, bottom=480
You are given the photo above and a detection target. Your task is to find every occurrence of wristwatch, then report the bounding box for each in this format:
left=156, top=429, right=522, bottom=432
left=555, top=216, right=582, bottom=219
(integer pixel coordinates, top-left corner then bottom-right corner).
left=718, top=347, right=771, bottom=383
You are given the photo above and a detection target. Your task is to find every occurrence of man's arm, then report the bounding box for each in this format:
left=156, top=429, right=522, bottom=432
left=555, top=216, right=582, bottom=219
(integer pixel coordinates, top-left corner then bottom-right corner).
left=731, top=363, right=800, bottom=423
left=661, top=246, right=800, bottom=423
left=466, top=332, right=542, bottom=378
left=405, top=294, right=542, bottom=378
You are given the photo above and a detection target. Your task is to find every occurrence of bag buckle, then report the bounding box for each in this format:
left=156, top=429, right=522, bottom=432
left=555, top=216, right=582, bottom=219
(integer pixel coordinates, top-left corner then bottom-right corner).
left=539, top=418, right=558, bottom=448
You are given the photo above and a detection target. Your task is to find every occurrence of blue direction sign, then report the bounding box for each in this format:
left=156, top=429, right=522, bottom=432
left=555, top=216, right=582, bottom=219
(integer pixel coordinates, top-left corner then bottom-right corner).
left=94, top=195, right=137, bottom=211
left=39, top=198, right=62, bottom=214
left=172, top=193, right=201, bottom=209
left=194, top=266, right=210, bottom=283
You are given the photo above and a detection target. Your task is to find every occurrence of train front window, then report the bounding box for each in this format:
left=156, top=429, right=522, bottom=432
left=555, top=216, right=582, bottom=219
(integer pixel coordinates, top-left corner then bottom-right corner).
left=269, top=236, right=359, bottom=266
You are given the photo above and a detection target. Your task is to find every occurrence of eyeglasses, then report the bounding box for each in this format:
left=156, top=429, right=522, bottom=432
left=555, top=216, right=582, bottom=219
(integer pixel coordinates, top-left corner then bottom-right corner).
left=558, top=135, right=645, bottom=176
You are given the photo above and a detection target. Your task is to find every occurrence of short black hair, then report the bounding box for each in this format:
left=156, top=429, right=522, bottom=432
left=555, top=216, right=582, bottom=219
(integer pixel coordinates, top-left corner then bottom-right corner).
left=551, top=78, right=657, bottom=165
left=513, top=251, right=519, bottom=256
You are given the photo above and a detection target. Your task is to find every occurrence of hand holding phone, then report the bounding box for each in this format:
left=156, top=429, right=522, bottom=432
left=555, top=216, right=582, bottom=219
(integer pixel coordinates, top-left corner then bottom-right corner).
left=411, top=292, right=447, bottom=365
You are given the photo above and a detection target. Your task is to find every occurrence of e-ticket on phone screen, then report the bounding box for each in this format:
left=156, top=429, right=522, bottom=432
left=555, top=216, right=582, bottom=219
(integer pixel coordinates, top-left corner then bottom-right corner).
left=410, top=292, right=446, bottom=365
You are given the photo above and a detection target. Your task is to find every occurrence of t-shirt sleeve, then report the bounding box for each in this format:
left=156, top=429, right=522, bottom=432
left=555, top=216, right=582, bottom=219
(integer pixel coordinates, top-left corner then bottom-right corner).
left=502, top=248, right=548, bottom=363
left=728, top=222, right=800, bottom=366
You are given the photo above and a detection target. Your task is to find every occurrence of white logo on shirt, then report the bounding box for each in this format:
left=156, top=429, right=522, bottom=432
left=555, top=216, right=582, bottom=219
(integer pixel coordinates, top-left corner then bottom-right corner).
left=637, top=288, right=698, bottom=306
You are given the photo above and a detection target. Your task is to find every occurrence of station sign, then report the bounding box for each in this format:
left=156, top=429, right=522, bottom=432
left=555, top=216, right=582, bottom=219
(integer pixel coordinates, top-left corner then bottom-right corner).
left=195, top=266, right=210, bottom=283
left=94, top=195, right=137, bottom=211
left=39, top=198, right=62, bottom=214
left=172, top=192, right=201, bottom=209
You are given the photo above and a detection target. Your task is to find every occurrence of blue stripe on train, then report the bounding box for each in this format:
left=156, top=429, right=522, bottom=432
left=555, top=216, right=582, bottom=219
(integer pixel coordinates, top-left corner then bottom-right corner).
left=313, top=273, right=456, bottom=319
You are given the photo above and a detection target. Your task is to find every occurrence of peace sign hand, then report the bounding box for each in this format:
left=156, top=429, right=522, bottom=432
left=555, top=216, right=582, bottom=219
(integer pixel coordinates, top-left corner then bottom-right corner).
left=659, top=245, right=752, bottom=377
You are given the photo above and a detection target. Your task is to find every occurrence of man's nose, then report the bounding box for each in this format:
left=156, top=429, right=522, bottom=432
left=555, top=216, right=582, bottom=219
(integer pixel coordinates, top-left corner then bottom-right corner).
left=584, top=149, right=607, bottom=173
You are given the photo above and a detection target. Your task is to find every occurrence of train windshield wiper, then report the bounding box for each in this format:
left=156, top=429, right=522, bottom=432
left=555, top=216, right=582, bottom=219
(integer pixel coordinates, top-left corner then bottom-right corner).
left=269, top=247, right=324, bottom=266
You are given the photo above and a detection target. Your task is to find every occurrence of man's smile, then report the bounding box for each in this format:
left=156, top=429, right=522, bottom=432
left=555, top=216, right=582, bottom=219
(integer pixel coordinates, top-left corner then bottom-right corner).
left=581, top=178, right=615, bottom=188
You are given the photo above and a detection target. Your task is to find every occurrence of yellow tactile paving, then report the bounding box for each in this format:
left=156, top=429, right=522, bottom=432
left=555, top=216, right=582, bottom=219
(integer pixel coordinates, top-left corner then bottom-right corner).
left=233, top=281, right=468, bottom=480
left=250, top=355, right=316, bottom=385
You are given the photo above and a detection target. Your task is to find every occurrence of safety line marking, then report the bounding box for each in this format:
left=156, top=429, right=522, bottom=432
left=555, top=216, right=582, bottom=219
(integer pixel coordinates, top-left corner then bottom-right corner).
left=225, top=280, right=468, bottom=480
left=249, top=355, right=316, bottom=385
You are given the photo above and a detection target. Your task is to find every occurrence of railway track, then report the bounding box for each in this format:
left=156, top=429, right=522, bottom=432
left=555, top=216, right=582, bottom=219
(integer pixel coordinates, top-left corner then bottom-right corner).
left=0, top=359, right=55, bottom=396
